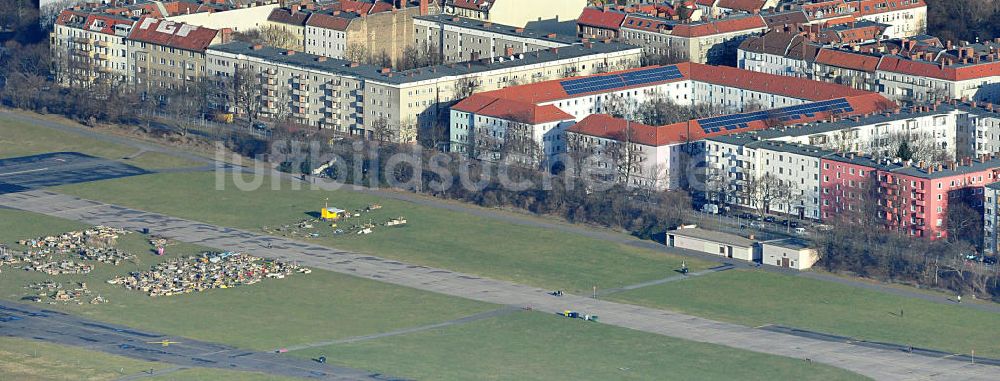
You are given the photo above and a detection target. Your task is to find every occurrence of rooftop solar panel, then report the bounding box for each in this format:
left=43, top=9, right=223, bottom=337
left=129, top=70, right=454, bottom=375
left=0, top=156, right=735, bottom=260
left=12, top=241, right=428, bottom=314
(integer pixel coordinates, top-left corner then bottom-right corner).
left=560, top=65, right=684, bottom=96
left=697, top=98, right=853, bottom=134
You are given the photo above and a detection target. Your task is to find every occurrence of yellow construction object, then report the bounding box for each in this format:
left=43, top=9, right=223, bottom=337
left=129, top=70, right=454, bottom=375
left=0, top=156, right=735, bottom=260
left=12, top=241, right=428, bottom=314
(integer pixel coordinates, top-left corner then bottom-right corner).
left=147, top=339, right=181, bottom=347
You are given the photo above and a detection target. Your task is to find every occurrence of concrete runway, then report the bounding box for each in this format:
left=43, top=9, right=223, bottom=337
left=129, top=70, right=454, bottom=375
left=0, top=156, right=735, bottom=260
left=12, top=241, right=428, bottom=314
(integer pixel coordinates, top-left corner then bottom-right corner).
left=0, top=301, right=404, bottom=380
left=0, top=152, right=149, bottom=194
left=1, top=189, right=997, bottom=380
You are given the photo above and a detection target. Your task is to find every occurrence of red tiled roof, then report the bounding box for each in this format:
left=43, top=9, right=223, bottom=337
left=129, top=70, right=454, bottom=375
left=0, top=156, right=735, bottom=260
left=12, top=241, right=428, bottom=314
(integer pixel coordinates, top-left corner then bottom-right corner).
left=671, top=15, right=766, bottom=37
left=268, top=8, right=310, bottom=26
left=815, top=49, right=881, bottom=72
left=622, top=15, right=670, bottom=33
left=162, top=1, right=206, bottom=16
left=452, top=0, right=495, bottom=11
left=853, top=0, right=926, bottom=17
left=473, top=65, right=693, bottom=105
left=306, top=12, right=354, bottom=30
left=129, top=17, right=219, bottom=52
left=454, top=96, right=574, bottom=124
left=716, top=0, right=768, bottom=12
left=568, top=93, right=892, bottom=146
left=57, top=10, right=136, bottom=36
left=687, top=62, right=871, bottom=100
left=577, top=8, right=626, bottom=30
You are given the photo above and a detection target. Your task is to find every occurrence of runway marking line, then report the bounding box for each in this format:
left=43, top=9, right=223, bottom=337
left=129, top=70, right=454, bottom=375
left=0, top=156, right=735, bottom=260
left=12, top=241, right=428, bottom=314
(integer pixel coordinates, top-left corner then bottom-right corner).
left=0, top=167, right=50, bottom=177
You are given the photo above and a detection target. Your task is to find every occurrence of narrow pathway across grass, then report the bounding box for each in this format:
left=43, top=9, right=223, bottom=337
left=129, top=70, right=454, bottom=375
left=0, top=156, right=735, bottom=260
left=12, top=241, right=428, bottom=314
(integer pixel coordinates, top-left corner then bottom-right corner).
left=596, top=263, right=736, bottom=297
left=2, top=189, right=997, bottom=380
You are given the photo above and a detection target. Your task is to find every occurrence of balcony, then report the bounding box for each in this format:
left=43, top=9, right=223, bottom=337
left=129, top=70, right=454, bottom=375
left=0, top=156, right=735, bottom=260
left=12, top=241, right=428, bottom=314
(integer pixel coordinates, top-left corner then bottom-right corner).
left=72, top=36, right=93, bottom=44
left=93, top=39, right=108, bottom=47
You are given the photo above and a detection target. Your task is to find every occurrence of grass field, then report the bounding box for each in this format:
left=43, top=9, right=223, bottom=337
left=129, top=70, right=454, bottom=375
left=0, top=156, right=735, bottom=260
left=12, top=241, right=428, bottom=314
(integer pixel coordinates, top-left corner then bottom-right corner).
left=610, top=269, right=1000, bottom=358
left=0, top=113, right=202, bottom=170
left=0, top=208, right=492, bottom=350
left=291, top=311, right=869, bottom=381
left=56, top=172, right=712, bottom=293
left=0, top=337, right=168, bottom=381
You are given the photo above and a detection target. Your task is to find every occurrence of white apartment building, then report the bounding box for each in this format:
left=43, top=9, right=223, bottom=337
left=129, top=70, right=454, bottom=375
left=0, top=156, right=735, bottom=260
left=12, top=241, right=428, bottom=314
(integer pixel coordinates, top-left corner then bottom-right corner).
left=444, top=0, right=587, bottom=28
left=208, top=40, right=642, bottom=143
left=51, top=9, right=135, bottom=86
left=413, top=14, right=574, bottom=64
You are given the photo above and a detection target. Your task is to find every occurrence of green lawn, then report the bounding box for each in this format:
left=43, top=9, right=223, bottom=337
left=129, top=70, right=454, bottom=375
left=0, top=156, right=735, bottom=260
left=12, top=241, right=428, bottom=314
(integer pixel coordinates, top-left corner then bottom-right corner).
left=55, top=171, right=712, bottom=293
left=292, top=311, right=869, bottom=381
left=611, top=269, right=1000, bottom=358
left=0, top=208, right=492, bottom=350
left=0, top=337, right=168, bottom=381
left=0, top=112, right=202, bottom=170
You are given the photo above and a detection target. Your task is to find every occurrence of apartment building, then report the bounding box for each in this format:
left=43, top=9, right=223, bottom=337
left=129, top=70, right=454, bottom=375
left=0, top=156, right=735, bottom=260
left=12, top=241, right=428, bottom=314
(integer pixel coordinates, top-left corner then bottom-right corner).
left=413, top=14, right=575, bottom=64
left=577, top=6, right=768, bottom=64
left=299, top=1, right=437, bottom=64
left=984, top=182, right=1000, bottom=255
left=451, top=61, right=886, bottom=186
left=444, top=0, right=587, bottom=27
left=701, top=102, right=1000, bottom=232
left=206, top=40, right=642, bottom=143
left=823, top=153, right=997, bottom=239
left=51, top=9, right=136, bottom=86
left=127, top=17, right=225, bottom=90
left=777, top=0, right=926, bottom=39
left=739, top=34, right=1000, bottom=104
left=695, top=0, right=780, bottom=17
left=265, top=6, right=310, bottom=50
left=705, top=137, right=830, bottom=219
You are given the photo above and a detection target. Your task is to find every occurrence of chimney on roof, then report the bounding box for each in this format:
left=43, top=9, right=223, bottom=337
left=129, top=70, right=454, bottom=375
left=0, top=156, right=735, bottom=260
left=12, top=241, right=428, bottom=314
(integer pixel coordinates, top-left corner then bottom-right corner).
left=483, top=22, right=492, bottom=28
left=547, top=33, right=557, bottom=38
left=316, top=56, right=327, bottom=62
left=286, top=50, right=295, bottom=55
left=252, top=44, right=263, bottom=50
left=380, top=67, right=391, bottom=74
left=290, top=4, right=299, bottom=12
left=420, top=0, right=429, bottom=16
left=334, top=10, right=341, bottom=15
left=550, top=47, right=559, bottom=54
left=350, top=62, right=360, bottom=67
left=515, top=27, right=524, bottom=33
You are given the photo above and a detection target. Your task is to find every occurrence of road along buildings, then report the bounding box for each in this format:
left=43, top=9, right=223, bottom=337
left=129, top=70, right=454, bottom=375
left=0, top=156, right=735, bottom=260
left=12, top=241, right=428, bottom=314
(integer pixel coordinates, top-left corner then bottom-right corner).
left=206, top=40, right=642, bottom=142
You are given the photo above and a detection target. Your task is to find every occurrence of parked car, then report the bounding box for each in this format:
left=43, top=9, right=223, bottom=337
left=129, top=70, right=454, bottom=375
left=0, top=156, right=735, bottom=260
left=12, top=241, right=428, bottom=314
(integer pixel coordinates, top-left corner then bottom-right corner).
left=764, top=216, right=776, bottom=223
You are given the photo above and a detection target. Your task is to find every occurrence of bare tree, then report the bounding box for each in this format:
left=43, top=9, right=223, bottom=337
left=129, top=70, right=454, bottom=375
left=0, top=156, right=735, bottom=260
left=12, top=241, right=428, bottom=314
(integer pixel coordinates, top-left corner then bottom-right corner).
left=228, top=65, right=262, bottom=127
left=371, top=117, right=396, bottom=144
left=233, top=26, right=301, bottom=51
left=346, top=43, right=368, bottom=64
left=453, top=77, right=480, bottom=99
left=607, top=123, right=646, bottom=187
left=743, top=171, right=794, bottom=219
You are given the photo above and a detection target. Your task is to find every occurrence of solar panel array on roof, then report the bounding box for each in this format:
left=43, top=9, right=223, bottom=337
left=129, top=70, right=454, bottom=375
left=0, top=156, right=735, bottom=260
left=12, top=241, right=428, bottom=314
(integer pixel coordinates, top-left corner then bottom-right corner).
left=560, top=66, right=683, bottom=96
left=697, top=98, right=854, bottom=134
